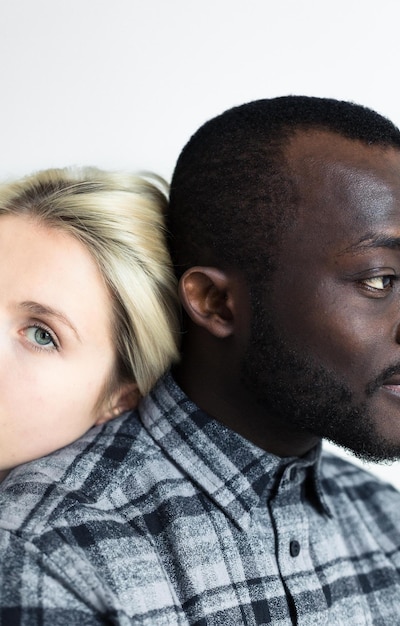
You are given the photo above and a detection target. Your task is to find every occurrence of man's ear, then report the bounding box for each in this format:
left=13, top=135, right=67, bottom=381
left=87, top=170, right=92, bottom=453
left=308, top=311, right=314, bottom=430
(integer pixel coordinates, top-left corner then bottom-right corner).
left=95, top=382, right=140, bottom=426
left=179, top=267, right=235, bottom=339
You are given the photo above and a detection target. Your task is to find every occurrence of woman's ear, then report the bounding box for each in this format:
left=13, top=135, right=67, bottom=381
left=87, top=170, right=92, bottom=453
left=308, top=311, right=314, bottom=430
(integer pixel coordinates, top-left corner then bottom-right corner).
left=95, top=382, right=140, bottom=426
left=179, top=266, right=235, bottom=339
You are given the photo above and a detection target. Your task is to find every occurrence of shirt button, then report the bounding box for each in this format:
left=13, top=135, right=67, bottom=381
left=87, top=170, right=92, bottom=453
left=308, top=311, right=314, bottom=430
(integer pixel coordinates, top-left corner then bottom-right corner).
left=290, top=540, right=301, bottom=557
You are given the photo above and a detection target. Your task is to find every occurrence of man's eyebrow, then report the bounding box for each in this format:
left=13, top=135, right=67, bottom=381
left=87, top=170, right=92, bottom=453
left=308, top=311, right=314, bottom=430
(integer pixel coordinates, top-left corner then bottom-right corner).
left=18, top=301, right=81, bottom=340
left=343, top=234, right=400, bottom=255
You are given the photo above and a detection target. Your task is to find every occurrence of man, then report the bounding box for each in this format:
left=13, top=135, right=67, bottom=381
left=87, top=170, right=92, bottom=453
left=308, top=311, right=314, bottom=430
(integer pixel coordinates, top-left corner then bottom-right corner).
left=1, top=96, right=400, bottom=624
left=167, top=95, right=400, bottom=464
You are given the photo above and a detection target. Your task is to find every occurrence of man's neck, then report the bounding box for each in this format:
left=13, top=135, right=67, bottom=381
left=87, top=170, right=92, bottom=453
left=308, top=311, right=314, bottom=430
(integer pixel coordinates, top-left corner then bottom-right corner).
left=173, top=361, right=320, bottom=458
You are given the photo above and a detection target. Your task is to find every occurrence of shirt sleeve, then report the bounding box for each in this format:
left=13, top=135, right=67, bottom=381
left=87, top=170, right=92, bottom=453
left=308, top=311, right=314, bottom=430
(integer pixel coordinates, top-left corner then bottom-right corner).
left=0, top=529, right=120, bottom=625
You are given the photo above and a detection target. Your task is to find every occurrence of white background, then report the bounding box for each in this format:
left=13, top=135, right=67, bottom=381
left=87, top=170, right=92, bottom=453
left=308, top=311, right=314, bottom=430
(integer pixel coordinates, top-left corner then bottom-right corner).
left=1, top=0, right=400, bottom=488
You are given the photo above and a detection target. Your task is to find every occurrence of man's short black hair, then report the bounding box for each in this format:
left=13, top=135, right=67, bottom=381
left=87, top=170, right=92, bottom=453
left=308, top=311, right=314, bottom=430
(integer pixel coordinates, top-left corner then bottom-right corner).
left=168, top=95, right=400, bottom=282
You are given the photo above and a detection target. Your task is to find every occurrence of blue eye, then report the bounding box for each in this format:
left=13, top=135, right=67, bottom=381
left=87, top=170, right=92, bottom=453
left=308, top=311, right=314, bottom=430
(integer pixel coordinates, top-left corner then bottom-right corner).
left=25, top=325, right=57, bottom=350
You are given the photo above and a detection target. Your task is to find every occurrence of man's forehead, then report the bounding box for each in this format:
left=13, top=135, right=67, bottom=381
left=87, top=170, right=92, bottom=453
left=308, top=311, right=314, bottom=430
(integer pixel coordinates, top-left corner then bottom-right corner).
left=272, top=130, right=400, bottom=258
left=284, top=128, right=400, bottom=174
left=283, top=129, right=400, bottom=210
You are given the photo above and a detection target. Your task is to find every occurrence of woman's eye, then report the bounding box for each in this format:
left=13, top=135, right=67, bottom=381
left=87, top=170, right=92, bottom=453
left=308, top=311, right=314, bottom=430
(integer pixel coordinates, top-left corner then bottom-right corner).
left=362, top=276, right=393, bottom=290
left=24, top=326, right=57, bottom=350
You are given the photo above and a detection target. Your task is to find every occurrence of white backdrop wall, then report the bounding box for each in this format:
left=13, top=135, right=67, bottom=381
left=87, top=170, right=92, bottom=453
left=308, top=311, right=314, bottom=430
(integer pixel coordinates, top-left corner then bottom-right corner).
left=1, top=0, right=400, bottom=488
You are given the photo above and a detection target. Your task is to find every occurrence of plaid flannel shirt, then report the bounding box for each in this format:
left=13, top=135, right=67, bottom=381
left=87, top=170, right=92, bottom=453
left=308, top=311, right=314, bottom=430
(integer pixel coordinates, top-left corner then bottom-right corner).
left=0, top=372, right=399, bottom=625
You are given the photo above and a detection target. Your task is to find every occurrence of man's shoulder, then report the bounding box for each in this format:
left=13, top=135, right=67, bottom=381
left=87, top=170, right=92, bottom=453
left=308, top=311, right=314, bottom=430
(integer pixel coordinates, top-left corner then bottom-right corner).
left=0, top=406, right=196, bottom=620
left=0, top=407, right=180, bottom=538
left=319, top=448, right=400, bottom=550
left=320, top=447, right=400, bottom=494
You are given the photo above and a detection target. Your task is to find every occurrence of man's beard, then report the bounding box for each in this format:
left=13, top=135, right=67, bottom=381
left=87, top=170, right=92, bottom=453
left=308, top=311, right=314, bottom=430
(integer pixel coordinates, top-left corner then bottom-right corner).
left=240, top=306, right=400, bottom=463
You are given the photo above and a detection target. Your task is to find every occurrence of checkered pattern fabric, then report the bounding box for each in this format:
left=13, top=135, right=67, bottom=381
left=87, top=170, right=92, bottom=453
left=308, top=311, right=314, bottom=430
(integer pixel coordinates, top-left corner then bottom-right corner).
left=0, top=373, right=399, bottom=625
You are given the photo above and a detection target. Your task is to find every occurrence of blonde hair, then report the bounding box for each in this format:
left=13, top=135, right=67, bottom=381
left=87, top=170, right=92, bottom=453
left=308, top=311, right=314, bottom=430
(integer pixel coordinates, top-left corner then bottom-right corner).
left=0, top=167, right=180, bottom=395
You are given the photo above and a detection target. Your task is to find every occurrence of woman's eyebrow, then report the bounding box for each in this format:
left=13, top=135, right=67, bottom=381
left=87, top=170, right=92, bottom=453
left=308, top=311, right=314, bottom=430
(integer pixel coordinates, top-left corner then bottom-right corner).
left=18, top=301, right=81, bottom=341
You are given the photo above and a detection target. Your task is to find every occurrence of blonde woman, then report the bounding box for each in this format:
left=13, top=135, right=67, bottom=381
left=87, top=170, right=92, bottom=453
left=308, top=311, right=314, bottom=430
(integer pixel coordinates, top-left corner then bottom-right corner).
left=0, top=167, right=179, bottom=481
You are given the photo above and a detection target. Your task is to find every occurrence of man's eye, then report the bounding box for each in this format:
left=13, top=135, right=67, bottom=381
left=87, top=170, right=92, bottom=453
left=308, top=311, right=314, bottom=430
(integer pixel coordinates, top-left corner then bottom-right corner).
left=24, top=326, right=57, bottom=350
left=362, top=276, right=394, bottom=290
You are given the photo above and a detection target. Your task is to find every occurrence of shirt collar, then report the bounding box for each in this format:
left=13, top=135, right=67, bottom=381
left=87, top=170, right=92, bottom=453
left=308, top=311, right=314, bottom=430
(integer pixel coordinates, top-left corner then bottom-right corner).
left=139, top=373, right=331, bottom=530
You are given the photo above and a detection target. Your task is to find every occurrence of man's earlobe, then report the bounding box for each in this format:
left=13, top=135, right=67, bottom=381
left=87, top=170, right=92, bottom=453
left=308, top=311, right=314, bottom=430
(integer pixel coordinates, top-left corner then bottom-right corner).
left=95, top=382, right=140, bottom=426
left=179, top=267, right=235, bottom=338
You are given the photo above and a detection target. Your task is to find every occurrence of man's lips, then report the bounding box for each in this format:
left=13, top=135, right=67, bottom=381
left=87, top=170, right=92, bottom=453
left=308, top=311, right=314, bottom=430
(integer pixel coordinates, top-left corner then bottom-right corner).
left=366, top=365, right=400, bottom=396
left=382, top=375, right=400, bottom=394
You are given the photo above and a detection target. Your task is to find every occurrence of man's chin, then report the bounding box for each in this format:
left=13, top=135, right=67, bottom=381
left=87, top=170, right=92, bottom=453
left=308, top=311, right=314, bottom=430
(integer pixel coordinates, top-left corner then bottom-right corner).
left=324, top=431, right=400, bottom=465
